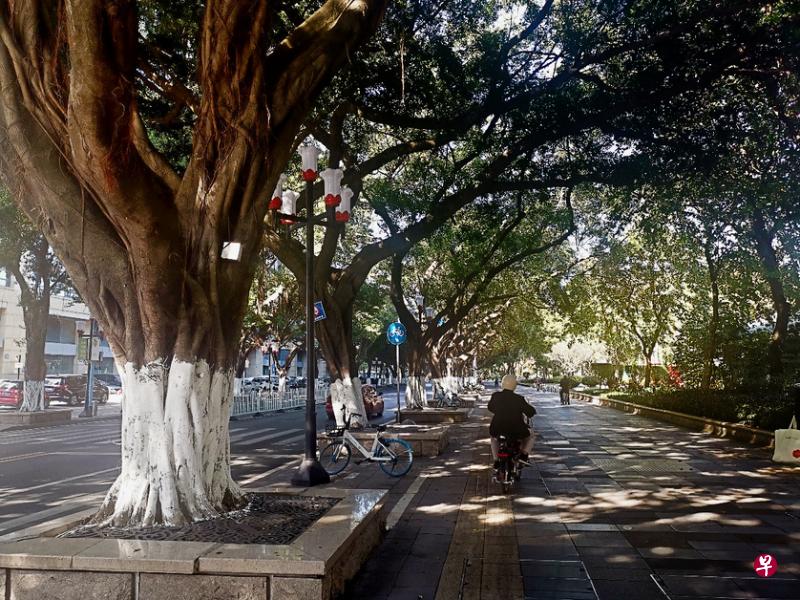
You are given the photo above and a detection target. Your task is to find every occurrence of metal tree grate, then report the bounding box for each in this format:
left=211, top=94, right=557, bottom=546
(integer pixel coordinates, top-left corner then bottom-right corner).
left=590, top=458, right=695, bottom=474
left=59, top=493, right=339, bottom=545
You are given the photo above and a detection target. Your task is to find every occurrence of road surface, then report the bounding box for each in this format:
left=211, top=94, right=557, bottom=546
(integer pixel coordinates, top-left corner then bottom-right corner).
left=0, top=388, right=405, bottom=537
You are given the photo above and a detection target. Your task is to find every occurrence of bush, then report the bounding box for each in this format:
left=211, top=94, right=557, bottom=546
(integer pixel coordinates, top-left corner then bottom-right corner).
left=581, top=375, right=601, bottom=387
left=606, top=389, right=794, bottom=431
left=579, top=387, right=608, bottom=396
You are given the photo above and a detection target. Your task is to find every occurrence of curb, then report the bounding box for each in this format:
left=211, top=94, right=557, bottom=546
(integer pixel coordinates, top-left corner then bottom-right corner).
left=571, top=392, right=775, bottom=448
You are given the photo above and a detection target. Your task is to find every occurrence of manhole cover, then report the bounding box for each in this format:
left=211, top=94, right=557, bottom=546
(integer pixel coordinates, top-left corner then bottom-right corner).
left=59, top=493, right=338, bottom=545
left=590, top=458, right=695, bottom=474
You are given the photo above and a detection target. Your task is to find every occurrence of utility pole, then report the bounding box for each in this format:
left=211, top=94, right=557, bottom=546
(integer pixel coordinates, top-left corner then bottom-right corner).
left=79, top=318, right=96, bottom=418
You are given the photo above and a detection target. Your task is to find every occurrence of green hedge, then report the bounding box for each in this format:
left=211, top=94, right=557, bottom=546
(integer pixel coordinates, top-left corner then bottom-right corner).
left=604, top=389, right=794, bottom=431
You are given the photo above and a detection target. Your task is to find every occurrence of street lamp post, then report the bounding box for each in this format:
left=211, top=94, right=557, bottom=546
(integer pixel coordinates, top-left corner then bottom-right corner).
left=270, top=144, right=351, bottom=487
left=79, top=318, right=97, bottom=418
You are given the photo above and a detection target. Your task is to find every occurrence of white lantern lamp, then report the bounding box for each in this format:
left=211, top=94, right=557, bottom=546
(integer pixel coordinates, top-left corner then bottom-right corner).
left=280, top=190, right=300, bottom=224
left=320, top=168, right=343, bottom=207
left=335, top=185, right=353, bottom=222
left=299, top=144, right=321, bottom=182
left=269, top=174, right=287, bottom=210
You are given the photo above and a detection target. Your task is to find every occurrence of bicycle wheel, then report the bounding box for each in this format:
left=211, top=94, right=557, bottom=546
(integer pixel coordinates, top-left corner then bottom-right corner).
left=376, top=438, right=413, bottom=477
left=319, top=441, right=351, bottom=475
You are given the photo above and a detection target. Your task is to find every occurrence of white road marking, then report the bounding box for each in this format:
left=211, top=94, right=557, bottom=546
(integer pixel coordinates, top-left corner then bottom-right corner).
left=0, top=493, right=105, bottom=535
left=239, top=459, right=302, bottom=486
left=234, top=429, right=302, bottom=447
left=272, top=434, right=304, bottom=446
left=0, top=467, right=119, bottom=499
left=386, top=472, right=426, bottom=529
left=229, top=428, right=277, bottom=443
left=0, top=451, right=48, bottom=464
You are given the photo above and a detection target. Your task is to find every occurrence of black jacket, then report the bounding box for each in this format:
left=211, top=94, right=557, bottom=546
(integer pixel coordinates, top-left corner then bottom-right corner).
left=488, top=389, right=536, bottom=438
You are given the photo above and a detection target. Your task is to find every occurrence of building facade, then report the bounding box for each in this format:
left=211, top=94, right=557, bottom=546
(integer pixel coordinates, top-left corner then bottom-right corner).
left=241, top=346, right=329, bottom=381
left=0, top=269, right=114, bottom=380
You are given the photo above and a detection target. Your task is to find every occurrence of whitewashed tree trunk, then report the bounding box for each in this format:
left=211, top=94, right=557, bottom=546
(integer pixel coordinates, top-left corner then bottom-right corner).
left=432, top=377, right=446, bottom=403
left=233, top=378, right=243, bottom=395
left=330, top=377, right=366, bottom=428
left=404, top=376, right=427, bottom=408
left=19, top=380, right=45, bottom=412
left=92, top=359, right=241, bottom=527
left=278, top=374, right=287, bottom=397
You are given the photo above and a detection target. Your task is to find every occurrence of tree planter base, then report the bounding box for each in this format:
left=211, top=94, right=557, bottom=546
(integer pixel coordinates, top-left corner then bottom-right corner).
left=0, top=409, right=71, bottom=426
left=571, top=393, right=775, bottom=447
left=0, top=487, right=387, bottom=600
left=398, top=408, right=471, bottom=424
left=318, top=424, right=450, bottom=457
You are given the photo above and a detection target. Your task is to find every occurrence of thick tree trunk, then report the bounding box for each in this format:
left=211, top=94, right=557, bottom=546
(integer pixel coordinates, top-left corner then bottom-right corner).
left=429, top=350, right=450, bottom=401
left=700, top=241, right=719, bottom=391
left=751, top=210, right=790, bottom=385
left=404, top=343, right=428, bottom=408
left=93, top=359, right=240, bottom=527
left=405, top=376, right=427, bottom=408
left=15, top=251, right=50, bottom=413
left=643, top=357, right=653, bottom=388
left=20, top=306, right=47, bottom=412
left=315, top=294, right=366, bottom=427
left=277, top=369, right=289, bottom=397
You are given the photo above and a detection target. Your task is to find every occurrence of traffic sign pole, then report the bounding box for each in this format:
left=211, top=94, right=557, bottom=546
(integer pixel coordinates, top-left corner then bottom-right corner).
left=396, top=341, right=401, bottom=423
left=386, top=321, right=407, bottom=423
left=79, top=318, right=96, bottom=418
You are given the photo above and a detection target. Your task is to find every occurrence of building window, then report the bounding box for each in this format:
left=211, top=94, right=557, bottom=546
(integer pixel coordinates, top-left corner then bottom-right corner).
left=46, top=316, right=78, bottom=344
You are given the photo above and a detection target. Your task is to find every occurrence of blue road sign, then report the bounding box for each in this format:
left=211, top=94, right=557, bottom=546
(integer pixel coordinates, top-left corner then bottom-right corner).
left=387, top=321, right=407, bottom=345
left=313, top=301, right=327, bottom=322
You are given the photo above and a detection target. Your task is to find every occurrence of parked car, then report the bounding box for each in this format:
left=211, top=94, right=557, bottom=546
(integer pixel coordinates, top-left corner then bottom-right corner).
left=251, top=376, right=272, bottom=389
left=0, top=380, right=23, bottom=408
left=45, top=375, right=108, bottom=406
left=325, top=384, right=384, bottom=420
left=241, top=377, right=272, bottom=393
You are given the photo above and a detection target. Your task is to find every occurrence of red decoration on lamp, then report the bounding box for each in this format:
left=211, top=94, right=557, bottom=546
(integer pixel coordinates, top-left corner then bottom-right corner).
left=320, top=168, right=344, bottom=207
left=335, top=185, right=353, bottom=223
left=299, top=145, right=321, bottom=182
left=270, top=174, right=287, bottom=210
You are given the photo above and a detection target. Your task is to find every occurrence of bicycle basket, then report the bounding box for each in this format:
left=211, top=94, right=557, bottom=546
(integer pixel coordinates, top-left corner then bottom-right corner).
left=325, top=423, right=345, bottom=437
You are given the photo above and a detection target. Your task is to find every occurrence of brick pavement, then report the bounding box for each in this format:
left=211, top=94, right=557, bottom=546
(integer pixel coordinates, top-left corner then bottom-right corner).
left=270, top=388, right=800, bottom=599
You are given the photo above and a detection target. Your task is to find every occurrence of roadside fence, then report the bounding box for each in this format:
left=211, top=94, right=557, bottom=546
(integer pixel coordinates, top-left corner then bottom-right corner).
left=230, top=384, right=328, bottom=418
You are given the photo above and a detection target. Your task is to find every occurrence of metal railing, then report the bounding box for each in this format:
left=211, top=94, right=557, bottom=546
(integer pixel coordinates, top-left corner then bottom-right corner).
left=230, top=384, right=328, bottom=418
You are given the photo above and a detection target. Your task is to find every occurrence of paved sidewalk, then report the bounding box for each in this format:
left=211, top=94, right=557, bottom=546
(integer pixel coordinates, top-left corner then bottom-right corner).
left=267, top=388, right=800, bottom=599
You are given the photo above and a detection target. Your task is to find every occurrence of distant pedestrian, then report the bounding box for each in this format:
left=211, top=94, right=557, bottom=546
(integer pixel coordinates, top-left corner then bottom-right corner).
left=559, top=376, right=570, bottom=405
left=494, top=376, right=499, bottom=388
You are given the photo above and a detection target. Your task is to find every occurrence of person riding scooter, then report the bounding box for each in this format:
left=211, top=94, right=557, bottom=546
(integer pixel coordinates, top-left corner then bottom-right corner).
left=488, top=374, right=536, bottom=466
